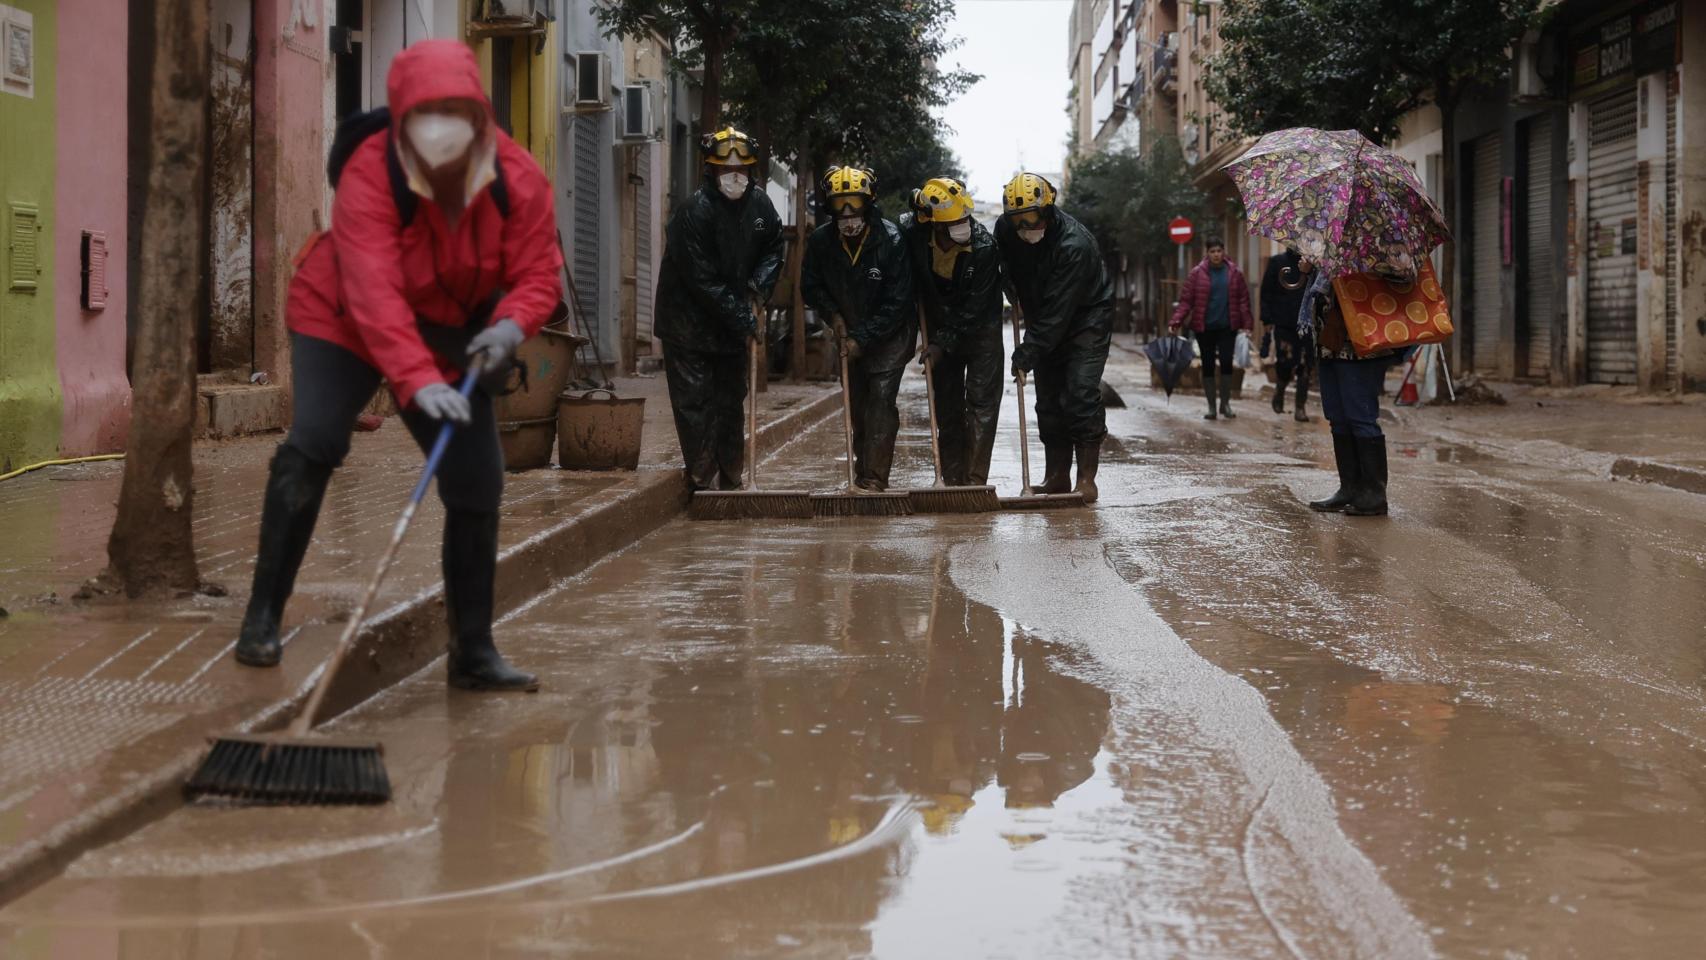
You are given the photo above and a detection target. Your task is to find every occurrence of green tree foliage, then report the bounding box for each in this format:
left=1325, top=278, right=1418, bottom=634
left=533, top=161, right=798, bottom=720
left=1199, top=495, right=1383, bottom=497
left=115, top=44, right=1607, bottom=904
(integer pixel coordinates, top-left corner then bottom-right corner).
left=1066, top=137, right=1208, bottom=269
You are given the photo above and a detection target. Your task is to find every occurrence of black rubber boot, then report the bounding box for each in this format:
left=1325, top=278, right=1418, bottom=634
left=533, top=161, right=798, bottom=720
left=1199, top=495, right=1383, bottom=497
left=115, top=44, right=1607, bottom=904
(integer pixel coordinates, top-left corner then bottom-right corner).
left=1272, top=373, right=1290, bottom=414
left=1202, top=373, right=1218, bottom=420
left=1294, top=369, right=1311, bottom=422
left=1219, top=375, right=1236, bottom=419
left=235, top=446, right=332, bottom=668
left=1073, top=440, right=1102, bottom=504
left=1309, top=434, right=1361, bottom=513
left=1345, top=436, right=1389, bottom=517
left=1039, top=443, right=1073, bottom=493
left=444, top=510, right=539, bottom=692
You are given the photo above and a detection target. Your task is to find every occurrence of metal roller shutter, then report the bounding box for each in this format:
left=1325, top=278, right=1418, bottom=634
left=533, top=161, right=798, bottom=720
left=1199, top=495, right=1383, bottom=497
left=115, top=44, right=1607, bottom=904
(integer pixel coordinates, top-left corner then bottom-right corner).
left=1523, top=116, right=1554, bottom=379
left=635, top=143, right=656, bottom=346
left=572, top=113, right=604, bottom=368
left=1586, top=86, right=1639, bottom=384
left=1665, top=72, right=1679, bottom=390
left=1472, top=133, right=1502, bottom=374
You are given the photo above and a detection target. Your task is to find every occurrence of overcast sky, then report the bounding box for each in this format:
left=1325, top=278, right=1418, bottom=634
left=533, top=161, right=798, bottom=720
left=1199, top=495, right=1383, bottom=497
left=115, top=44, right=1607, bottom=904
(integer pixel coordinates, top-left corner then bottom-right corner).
left=936, top=0, right=1074, bottom=204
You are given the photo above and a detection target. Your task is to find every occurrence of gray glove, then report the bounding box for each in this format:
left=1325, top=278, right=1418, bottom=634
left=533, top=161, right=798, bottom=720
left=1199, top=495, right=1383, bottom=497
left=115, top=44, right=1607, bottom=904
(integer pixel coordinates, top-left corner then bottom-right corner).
left=467, top=317, right=526, bottom=367
left=413, top=382, right=471, bottom=425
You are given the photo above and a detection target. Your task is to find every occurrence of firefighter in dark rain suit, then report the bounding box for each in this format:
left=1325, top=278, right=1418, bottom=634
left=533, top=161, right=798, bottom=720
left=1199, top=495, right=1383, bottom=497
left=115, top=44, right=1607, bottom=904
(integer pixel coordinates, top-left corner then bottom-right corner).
left=994, top=173, right=1114, bottom=503
left=802, top=166, right=916, bottom=492
left=654, top=126, right=786, bottom=492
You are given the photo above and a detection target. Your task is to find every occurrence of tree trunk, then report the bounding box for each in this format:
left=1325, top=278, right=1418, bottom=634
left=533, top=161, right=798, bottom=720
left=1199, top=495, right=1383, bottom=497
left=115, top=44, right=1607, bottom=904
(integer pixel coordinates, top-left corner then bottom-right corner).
left=700, top=30, right=723, bottom=138
left=789, top=153, right=810, bottom=382
left=105, top=0, right=209, bottom=597
left=1436, top=89, right=1460, bottom=382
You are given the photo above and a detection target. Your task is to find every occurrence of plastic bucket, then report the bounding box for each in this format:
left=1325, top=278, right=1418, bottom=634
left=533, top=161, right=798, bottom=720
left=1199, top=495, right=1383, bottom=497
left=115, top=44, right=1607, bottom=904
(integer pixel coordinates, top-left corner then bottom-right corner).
left=557, top=389, right=644, bottom=471
left=498, top=416, right=557, bottom=472
left=495, top=324, right=587, bottom=422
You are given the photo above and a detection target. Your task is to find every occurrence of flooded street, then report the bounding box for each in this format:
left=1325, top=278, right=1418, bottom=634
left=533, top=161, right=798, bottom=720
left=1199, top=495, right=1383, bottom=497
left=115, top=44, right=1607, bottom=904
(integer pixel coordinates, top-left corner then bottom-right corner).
left=5, top=357, right=1706, bottom=959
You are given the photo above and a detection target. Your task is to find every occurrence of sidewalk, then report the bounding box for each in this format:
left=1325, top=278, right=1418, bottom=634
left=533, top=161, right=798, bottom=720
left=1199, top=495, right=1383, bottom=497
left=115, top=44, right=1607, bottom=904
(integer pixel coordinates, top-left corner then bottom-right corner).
left=0, top=374, right=840, bottom=902
left=1111, top=333, right=1706, bottom=496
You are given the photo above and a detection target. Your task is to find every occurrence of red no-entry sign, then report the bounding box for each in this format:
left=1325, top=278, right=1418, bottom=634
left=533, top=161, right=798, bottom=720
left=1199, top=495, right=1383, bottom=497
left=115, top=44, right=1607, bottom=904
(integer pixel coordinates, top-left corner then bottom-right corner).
left=1169, top=217, right=1194, bottom=245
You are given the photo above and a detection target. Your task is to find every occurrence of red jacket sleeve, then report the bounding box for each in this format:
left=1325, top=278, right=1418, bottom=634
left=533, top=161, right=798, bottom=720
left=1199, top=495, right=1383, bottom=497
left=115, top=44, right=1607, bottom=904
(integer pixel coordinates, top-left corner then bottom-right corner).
left=331, top=151, right=445, bottom=410
left=490, top=149, right=565, bottom=338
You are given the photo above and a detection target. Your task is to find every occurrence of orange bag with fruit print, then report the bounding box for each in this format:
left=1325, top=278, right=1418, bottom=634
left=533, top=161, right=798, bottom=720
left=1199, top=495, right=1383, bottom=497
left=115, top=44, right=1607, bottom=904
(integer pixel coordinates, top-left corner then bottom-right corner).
left=1332, top=258, right=1454, bottom=358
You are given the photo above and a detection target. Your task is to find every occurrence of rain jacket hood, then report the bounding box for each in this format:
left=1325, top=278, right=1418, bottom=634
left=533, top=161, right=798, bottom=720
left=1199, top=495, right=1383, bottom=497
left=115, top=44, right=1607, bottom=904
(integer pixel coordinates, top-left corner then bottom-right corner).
left=284, top=40, right=563, bottom=410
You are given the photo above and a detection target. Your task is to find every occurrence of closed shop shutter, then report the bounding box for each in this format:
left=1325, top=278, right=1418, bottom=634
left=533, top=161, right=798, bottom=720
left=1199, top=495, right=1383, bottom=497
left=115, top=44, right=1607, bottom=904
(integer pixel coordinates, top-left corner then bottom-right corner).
left=572, top=113, right=604, bottom=366
left=1586, top=85, right=1639, bottom=384
left=1472, top=133, right=1502, bottom=374
left=1523, top=115, right=1554, bottom=379
left=1665, top=72, right=1679, bottom=389
left=635, top=143, right=656, bottom=346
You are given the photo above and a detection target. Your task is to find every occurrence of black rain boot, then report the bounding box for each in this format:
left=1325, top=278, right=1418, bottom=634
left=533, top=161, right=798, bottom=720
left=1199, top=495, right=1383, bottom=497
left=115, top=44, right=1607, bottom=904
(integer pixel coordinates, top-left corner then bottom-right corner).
left=1073, top=440, right=1102, bottom=504
left=1309, top=434, right=1361, bottom=513
left=1272, top=373, right=1290, bottom=414
left=1294, top=369, right=1311, bottom=423
left=1219, top=374, right=1236, bottom=419
left=1345, top=436, right=1389, bottom=517
left=235, top=446, right=333, bottom=667
left=1202, top=373, right=1218, bottom=420
left=444, top=510, right=540, bottom=692
left=1039, top=443, right=1073, bottom=494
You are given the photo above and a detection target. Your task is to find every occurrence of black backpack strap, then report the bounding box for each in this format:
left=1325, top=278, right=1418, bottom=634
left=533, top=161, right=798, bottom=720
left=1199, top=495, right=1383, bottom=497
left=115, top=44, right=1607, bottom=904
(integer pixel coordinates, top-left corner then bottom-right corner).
left=490, top=153, right=511, bottom=219
left=327, top=107, right=391, bottom=187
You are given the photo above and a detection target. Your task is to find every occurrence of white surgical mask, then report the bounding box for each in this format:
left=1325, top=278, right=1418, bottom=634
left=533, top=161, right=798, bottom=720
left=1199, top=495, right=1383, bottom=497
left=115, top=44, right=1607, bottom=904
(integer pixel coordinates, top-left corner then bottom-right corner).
left=947, top=221, right=973, bottom=245
left=718, top=171, right=749, bottom=200
left=405, top=112, right=476, bottom=170
left=838, top=217, right=866, bottom=238
left=1018, top=227, right=1046, bottom=245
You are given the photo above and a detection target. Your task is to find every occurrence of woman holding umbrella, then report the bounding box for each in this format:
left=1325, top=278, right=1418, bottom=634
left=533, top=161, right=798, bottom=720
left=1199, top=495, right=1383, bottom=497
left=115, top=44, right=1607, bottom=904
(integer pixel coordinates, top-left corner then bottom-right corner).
left=1224, top=128, right=1451, bottom=518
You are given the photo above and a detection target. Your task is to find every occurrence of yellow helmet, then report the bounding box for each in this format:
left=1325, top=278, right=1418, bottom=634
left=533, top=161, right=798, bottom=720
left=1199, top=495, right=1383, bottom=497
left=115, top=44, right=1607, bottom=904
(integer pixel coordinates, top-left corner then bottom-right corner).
left=917, top=177, right=973, bottom=223
left=701, top=125, right=758, bottom=167
left=1003, top=172, right=1056, bottom=229
left=823, top=165, right=876, bottom=217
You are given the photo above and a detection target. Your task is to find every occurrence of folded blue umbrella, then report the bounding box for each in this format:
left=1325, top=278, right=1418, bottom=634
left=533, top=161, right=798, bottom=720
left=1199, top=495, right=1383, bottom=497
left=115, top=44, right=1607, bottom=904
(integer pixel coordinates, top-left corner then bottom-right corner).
left=1144, top=335, right=1195, bottom=398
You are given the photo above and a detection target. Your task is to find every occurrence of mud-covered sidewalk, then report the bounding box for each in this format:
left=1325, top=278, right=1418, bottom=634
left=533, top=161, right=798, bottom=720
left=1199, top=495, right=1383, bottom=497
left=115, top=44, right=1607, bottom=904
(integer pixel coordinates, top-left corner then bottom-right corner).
left=0, top=374, right=839, bottom=901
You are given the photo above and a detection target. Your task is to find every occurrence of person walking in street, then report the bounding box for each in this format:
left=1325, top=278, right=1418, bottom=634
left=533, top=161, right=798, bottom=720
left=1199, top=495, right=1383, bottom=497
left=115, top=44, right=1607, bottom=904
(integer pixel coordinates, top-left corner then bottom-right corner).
left=653, top=125, right=785, bottom=492
left=1259, top=248, right=1315, bottom=421
left=1170, top=238, right=1253, bottom=420
left=803, top=166, right=916, bottom=493
left=236, top=40, right=561, bottom=690
left=903, top=177, right=1005, bottom=486
left=1302, top=270, right=1399, bottom=517
left=994, top=173, right=1113, bottom=503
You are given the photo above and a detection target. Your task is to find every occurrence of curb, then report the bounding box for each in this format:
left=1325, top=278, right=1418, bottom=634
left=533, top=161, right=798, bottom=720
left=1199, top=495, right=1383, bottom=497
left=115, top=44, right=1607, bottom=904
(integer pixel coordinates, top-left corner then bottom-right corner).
left=1610, top=457, right=1706, bottom=497
left=0, top=388, right=842, bottom=906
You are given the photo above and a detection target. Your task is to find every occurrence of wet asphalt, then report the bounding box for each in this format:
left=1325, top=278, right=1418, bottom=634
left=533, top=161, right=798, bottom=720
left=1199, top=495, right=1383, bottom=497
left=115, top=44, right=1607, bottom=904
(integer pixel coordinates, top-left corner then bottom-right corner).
left=4, top=345, right=1706, bottom=959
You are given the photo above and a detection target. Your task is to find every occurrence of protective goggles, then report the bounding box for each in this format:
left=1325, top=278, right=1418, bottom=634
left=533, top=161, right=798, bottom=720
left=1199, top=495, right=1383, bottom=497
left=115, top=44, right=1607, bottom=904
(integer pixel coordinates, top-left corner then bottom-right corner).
left=1005, top=209, right=1048, bottom=230
left=706, top=138, right=757, bottom=165
left=829, top=195, right=869, bottom=217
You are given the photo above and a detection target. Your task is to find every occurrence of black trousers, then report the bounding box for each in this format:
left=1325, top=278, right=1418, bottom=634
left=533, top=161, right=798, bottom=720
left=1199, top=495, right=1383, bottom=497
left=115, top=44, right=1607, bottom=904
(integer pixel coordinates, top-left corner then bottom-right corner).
left=663, top=344, right=747, bottom=491
left=1194, top=327, right=1237, bottom=378
left=1033, top=324, right=1111, bottom=448
left=929, top=322, right=1004, bottom=485
left=285, top=333, right=504, bottom=513
left=846, top=321, right=917, bottom=489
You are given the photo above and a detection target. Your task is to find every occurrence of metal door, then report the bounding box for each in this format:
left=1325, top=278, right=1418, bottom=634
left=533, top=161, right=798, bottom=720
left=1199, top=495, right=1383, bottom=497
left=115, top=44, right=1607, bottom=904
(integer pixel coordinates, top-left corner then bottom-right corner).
left=1586, top=85, right=1639, bottom=384
left=1471, top=133, right=1502, bottom=374
left=634, top=142, right=657, bottom=347
left=1522, top=115, right=1553, bottom=379
left=571, top=113, right=604, bottom=365
left=1665, top=72, right=1678, bottom=389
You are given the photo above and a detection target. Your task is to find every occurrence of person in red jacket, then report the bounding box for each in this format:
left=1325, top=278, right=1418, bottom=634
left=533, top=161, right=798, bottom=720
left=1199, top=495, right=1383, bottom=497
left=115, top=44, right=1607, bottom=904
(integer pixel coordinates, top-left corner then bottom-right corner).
left=234, top=40, right=561, bottom=692
left=1170, top=237, right=1253, bottom=420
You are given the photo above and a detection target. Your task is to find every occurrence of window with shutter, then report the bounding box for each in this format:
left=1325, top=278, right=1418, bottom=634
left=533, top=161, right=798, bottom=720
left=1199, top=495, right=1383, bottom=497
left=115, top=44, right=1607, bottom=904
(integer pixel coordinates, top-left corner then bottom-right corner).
left=8, top=202, right=39, bottom=293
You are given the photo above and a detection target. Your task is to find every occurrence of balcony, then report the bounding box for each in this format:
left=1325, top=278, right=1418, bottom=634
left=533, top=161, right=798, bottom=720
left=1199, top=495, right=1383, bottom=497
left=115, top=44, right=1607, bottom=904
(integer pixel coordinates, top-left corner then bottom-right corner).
left=1152, top=45, right=1178, bottom=94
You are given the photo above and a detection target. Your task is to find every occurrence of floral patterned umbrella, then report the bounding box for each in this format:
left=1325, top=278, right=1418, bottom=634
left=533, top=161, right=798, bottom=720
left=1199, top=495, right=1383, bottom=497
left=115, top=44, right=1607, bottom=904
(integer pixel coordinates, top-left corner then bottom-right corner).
left=1223, top=127, right=1450, bottom=279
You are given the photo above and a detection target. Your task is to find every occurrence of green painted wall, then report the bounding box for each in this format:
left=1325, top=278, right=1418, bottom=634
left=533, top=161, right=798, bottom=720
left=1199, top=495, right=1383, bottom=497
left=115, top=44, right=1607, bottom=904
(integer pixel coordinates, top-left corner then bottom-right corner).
left=0, top=0, right=60, bottom=473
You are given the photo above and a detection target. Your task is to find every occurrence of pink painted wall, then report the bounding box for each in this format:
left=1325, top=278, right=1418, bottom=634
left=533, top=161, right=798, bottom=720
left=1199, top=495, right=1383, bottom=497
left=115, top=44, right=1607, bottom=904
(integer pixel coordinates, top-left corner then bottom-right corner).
left=53, top=0, right=132, bottom=455
left=253, top=0, right=332, bottom=389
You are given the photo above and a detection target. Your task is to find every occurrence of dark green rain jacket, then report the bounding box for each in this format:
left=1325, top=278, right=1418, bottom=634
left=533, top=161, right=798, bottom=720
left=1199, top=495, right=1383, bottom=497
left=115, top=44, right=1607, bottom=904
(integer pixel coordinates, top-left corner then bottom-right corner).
left=653, top=178, right=785, bottom=356
left=899, top=214, right=1004, bottom=355
left=994, top=207, right=1113, bottom=365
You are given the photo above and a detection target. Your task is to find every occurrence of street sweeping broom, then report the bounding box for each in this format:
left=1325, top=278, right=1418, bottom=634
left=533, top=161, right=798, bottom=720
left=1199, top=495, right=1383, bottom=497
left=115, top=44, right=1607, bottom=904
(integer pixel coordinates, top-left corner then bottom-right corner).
left=1000, top=307, right=1085, bottom=511
left=689, top=317, right=813, bottom=520
left=812, top=317, right=912, bottom=518
left=905, top=307, right=998, bottom=514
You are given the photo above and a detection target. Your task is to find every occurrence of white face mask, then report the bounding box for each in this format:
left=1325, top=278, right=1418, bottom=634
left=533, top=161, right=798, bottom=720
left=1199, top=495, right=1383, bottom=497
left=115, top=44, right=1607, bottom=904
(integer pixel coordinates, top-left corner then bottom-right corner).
left=838, top=216, right=866, bottom=238
left=718, top=171, right=750, bottom=200
left=406, top=112, right=477, bottom=170
left=1018, top=227, right=1047, bottom=245
left=947, top=221, right=973, bottom=245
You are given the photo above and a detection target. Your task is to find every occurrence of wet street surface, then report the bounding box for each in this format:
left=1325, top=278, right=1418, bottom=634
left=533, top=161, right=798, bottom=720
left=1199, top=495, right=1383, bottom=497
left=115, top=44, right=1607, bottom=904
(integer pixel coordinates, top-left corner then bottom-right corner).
left=5, top=351, right=1706, bottom=958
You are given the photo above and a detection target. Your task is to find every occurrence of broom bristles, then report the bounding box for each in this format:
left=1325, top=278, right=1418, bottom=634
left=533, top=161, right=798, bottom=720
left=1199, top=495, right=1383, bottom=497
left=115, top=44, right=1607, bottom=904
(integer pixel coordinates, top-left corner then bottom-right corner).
left=185, top=735, right=391, bottom=805
left=998, top=492, right=1086, bottom=511
left=689, top=490, right=815, bottom=520
left=810, top=492, right=913, bottom=518
left=907, top=485, right=1000, bottom=514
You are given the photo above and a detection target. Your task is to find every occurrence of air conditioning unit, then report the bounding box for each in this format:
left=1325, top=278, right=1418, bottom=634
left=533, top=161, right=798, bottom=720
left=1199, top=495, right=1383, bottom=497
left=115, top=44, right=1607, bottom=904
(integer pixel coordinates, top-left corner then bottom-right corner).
left=618, top=81, right=663, bottom=142
left=1512, top=29, right=1549, bottom=101
left=572, top=51, right=609, bottom=107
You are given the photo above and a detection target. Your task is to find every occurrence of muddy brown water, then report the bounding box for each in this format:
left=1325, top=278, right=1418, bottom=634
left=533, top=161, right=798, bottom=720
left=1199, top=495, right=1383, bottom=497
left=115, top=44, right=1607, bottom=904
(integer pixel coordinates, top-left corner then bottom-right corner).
left=4, top=356, right=1706, bottom=958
